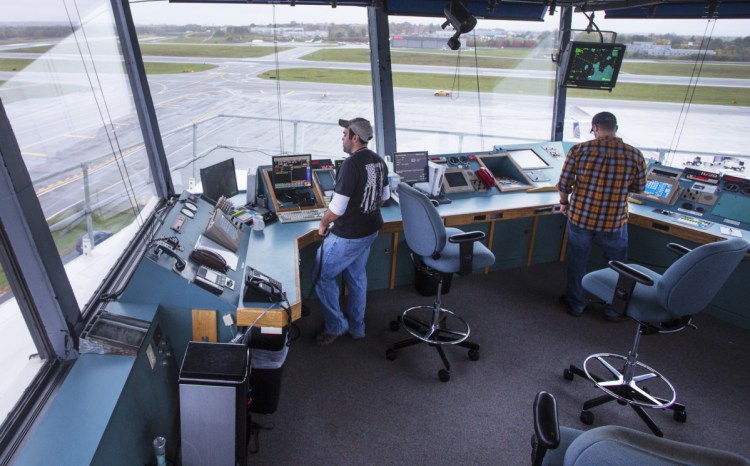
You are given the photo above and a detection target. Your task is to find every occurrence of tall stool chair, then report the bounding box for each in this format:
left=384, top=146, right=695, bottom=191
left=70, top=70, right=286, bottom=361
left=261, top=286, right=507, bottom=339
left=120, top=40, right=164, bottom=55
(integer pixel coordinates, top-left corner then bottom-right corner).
left=386, top=183, right=495, bottom=382
left=531, top=391, right=750, bottom=465
left=563, top=238, right=749, bottom=436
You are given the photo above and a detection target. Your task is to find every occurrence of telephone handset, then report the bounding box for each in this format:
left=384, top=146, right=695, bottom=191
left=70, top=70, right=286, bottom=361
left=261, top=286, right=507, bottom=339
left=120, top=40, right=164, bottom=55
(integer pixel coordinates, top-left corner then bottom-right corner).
left=243, top=266, right=283, bottom=302
left=475, top=167, right=496, bottom=189
left=189, top=248, right=229, bottom=273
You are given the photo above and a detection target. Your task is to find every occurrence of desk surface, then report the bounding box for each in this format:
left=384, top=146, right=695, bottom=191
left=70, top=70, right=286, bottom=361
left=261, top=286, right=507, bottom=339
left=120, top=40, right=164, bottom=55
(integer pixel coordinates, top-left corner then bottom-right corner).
left=175, top=141, right=750, bottom=328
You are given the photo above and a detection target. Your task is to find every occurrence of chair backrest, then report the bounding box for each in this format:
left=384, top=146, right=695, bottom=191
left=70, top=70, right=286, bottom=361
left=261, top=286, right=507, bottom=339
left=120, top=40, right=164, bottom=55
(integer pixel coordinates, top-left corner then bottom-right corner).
left=658, top=238, right=748, bottom=315
left=398, top=184, right=446, bottom=258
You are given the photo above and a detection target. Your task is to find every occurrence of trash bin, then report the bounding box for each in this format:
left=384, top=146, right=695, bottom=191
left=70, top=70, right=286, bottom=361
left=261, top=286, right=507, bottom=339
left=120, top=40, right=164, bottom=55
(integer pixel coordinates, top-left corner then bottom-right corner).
left=179, top=342, right=249, bottom=466
left=247, top=326, right=288, bottom=415
left=413, top=254, right=452, bottom=297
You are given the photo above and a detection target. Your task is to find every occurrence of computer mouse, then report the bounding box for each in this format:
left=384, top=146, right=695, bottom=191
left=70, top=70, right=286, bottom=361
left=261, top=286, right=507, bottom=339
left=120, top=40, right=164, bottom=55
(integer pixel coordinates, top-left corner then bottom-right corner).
left=181, top=208, right=195, bottom=219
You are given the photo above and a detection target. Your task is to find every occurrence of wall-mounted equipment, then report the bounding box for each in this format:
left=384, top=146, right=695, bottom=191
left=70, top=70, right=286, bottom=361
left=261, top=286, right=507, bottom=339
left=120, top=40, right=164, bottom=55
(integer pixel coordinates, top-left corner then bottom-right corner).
left=442, top=0, right=477, bottom=50
left=559, top=41, right=626, bottom=90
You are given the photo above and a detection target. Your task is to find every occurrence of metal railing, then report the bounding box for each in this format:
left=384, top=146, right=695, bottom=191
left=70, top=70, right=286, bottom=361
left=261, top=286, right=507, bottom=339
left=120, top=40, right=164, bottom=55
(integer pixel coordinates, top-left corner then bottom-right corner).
left=34, top=114, right=750, bottom=244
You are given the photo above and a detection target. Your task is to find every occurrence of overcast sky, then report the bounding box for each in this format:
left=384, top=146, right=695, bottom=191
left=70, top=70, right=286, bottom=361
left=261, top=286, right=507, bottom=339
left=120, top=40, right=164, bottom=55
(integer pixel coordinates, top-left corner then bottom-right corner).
left=3, top=1, right=748, bottom=37
left=124, top=2, right=749, bottom=37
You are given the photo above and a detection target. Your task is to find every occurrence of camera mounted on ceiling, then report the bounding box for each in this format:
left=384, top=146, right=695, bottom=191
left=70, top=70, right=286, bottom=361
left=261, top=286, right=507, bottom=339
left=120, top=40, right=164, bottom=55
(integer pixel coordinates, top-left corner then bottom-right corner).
left=442, top=0, right=477, bottom=50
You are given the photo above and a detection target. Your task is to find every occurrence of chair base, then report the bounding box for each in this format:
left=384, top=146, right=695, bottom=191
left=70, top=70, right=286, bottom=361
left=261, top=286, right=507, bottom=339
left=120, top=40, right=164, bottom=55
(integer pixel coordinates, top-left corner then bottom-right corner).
left=386, top=305, right=479, bottom=382
left=563, top=357, right=687, bottom=437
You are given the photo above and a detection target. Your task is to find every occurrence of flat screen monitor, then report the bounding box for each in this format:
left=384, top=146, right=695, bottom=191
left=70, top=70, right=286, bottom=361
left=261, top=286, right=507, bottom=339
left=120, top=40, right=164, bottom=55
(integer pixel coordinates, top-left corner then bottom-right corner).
left=199, top=158, right=239, bottom=204
left=644, top=179, right=675, bottom=200
left=508, top=149, right=549, bottom=170
left=311, top=158, right=334, bottom=169
left=561, top=42, right=626, bottom=90
left=272, top=154, right=312, bottom=191
left=313, top=169, right=337, bottom=192
left=394, top=151, right=429, bottom=185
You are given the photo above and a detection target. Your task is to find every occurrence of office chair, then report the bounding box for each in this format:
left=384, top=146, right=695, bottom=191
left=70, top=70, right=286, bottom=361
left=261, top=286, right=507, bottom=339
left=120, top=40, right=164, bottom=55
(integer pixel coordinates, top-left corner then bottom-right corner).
left=563, top=238, right=749, bottom=437
left=386, top=183, right=495, bottom=382
left=531, top=391, right=750, bottom=466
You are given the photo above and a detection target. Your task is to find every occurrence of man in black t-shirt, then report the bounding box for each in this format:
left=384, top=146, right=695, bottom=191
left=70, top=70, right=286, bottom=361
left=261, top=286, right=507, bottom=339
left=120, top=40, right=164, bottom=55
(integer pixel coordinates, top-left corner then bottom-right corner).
left=314, top=117, right=389, bottom=346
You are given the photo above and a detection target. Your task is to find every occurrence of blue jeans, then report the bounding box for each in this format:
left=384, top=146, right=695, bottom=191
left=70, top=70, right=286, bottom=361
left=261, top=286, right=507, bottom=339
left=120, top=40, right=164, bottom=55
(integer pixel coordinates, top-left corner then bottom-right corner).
left=314, top=231, right=378, bottom=337
left=565, top=223, right=629, bottom=313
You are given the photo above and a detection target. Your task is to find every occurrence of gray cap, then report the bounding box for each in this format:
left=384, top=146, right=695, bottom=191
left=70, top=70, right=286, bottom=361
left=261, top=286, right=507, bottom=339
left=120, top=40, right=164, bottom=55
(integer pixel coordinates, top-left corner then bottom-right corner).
left=339, top=117, right=373, bottom=142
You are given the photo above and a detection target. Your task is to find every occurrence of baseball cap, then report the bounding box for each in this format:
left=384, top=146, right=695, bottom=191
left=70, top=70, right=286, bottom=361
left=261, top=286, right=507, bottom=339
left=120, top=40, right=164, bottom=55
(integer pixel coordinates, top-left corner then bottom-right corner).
left=591, top=111, right=617, bottom=127
left=339, top=117, right=373, bottom=142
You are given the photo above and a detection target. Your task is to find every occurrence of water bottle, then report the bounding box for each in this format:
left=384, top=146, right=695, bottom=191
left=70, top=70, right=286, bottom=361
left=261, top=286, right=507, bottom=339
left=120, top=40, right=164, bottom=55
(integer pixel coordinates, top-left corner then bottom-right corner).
left=153, top=436, right=167, bottom=466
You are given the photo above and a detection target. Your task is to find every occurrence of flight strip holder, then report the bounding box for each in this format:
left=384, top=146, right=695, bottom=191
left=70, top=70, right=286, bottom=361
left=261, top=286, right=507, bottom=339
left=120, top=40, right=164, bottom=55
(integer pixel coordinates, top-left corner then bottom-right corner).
left=203, top=208, right=242, bottom=252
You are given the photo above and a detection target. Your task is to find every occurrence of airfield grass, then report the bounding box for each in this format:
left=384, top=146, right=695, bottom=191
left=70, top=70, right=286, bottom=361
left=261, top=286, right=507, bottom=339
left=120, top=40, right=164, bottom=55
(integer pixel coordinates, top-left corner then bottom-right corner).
left=303, top=48, right=750, bottom=79
left=0, top=58, right=215, bottom=74
left=259, top=67, right=750, bottom=106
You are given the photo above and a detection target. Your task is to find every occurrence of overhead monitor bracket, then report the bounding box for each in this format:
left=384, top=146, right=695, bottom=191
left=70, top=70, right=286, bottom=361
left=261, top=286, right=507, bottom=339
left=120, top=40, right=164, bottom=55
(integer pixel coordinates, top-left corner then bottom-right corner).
left=442, top=0, right=477, bottom=50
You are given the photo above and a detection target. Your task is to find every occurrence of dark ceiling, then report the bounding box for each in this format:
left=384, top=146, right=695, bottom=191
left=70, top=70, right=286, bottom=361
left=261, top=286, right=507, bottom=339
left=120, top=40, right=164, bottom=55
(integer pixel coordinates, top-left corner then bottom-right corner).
left=168, top=0, right=750, bottom=20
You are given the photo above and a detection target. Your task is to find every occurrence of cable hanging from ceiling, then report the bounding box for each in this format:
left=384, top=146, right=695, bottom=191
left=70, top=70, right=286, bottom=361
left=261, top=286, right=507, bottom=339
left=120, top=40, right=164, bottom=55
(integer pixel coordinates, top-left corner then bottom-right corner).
left=65, top=0, right=143, bottom=225
left=272, top=4, right=286, bottom=155
left=666, top=18, right=716, bottom=166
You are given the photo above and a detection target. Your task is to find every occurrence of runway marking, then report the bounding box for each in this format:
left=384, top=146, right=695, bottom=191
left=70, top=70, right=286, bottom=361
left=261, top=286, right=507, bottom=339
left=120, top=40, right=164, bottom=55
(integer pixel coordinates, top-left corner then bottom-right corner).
left=35, top=145, right=144, bottom=195
left=22, top=151, right=47, bottom=157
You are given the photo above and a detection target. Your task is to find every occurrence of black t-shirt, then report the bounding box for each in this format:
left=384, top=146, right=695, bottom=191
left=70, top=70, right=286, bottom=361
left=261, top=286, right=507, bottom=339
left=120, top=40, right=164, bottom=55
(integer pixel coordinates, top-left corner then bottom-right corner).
left=332, top=148, right=388, bottom=239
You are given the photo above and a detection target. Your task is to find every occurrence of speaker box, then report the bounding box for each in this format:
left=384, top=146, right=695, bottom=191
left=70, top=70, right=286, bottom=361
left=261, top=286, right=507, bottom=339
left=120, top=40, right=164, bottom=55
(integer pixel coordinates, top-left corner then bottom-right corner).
left=246, top=169, right=257, bottom=205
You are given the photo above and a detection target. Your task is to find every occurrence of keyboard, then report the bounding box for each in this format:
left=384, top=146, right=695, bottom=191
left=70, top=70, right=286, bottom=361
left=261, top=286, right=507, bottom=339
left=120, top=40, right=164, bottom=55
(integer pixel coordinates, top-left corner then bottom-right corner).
left=277, top=208, right=327, bottom=224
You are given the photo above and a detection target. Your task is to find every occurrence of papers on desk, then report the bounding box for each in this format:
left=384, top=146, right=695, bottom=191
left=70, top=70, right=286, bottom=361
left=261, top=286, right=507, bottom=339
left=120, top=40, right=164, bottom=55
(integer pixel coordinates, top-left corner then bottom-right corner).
left=195, top=235, right=239, bottom=271
left=720, top=226, right=743, bottom=238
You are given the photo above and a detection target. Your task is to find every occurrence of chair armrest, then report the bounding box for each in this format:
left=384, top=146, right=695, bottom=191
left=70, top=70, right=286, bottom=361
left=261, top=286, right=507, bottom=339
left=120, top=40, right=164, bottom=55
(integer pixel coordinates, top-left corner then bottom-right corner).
left=608, top=261, right=655, bottom=287
left=448, top=231, right=486, bottom=244
left=532, top=391, right=560, bottom=466
left=448, top=231, right=486, bottom=275
left=667, top=242, right=692, bottom=257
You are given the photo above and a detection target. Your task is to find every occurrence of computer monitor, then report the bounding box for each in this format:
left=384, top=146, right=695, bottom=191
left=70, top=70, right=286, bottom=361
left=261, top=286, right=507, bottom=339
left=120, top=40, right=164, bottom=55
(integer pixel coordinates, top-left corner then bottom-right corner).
left=311, top=158, right=334, bottom=170
left=272, top=154, right=312, bottom=191
left=508, top=149, right=549, bottom=170
left=393, top=151, right=429, bottom=185
left=636, top=166, right=681, bottom=205
left=199, top=158, right=239, bottom=204
left=561, top=42, right=626, bottom=90
left=313, top=168, right=337, bottom=192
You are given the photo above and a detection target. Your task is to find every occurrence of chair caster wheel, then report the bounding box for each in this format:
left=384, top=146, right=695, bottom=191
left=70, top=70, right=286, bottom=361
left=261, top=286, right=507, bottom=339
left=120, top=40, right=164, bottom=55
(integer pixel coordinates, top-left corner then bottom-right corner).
left=563, top=368, right=574, bottom=381
left=386, top=349, right=398, bottom=361
left=438, top=369, right=450, bottom=382
left=674, top=410, right=687, bottom=423
left=468, top=349, right=479, bottom=361
left=389, top=321, right=400, bottom=332
left=580, top=410, right=594, bottom=425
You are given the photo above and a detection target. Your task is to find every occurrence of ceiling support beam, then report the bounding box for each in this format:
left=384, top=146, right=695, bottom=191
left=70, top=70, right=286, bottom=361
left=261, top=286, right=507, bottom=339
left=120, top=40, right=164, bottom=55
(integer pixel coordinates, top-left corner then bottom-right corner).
left=551, top=5, right=573, bottom=142
left=368, top=4, right=397, bottom=158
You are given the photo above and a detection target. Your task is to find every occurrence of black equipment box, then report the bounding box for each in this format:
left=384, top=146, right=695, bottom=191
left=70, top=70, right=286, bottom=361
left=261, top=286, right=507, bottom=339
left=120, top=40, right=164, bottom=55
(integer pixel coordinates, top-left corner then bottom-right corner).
left=413, top=255, right=453, bottom=297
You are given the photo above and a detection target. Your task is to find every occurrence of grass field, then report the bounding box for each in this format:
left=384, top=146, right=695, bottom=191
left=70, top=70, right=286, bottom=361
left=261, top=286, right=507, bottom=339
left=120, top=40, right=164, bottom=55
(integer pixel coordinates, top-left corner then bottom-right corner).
left=302, top=48, right=750, bottom=79
left=259, top=67, right=750, bottom=106
left=139, top=43, right=288, bottom=58
left=0, top=58, right=215, bottom=74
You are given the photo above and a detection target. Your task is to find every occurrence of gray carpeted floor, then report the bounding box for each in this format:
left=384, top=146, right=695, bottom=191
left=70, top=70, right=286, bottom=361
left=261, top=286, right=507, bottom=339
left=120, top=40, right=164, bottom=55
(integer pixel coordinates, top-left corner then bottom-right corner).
left=247, top=261, right=750, bottom=465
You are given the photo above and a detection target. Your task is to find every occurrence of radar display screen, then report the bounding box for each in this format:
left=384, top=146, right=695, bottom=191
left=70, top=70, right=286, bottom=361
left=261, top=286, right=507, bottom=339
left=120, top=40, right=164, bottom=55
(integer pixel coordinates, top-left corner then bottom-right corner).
left=562, top=42, right=626, bottom=90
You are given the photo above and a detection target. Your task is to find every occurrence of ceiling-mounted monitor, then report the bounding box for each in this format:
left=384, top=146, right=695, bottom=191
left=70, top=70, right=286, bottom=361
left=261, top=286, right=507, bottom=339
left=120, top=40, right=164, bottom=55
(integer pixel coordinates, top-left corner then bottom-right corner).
left=560, top=42, right=626, bottom=90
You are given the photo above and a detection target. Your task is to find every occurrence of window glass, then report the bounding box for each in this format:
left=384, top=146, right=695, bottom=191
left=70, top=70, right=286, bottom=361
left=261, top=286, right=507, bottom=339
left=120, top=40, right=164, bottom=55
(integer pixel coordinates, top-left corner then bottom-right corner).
left=0, top=262, right=41, bottom=425
left=392, top=17, right=556, bottom=156
left=558, top=15, right=749, bottom=176
left=130, top=3, right=375, bottom=191
left=0, top=1, right=158, bottom=308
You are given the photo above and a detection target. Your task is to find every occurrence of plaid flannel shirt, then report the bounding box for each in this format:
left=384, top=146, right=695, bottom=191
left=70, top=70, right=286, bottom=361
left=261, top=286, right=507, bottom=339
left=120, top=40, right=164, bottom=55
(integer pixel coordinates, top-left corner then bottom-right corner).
left=558, top=136, right=646, bottom=232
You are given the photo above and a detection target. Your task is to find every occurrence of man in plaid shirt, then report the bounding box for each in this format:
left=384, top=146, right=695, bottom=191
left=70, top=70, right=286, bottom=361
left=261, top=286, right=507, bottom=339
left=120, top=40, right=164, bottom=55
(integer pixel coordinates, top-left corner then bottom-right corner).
left=557, top=112, right=647, bottom=320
